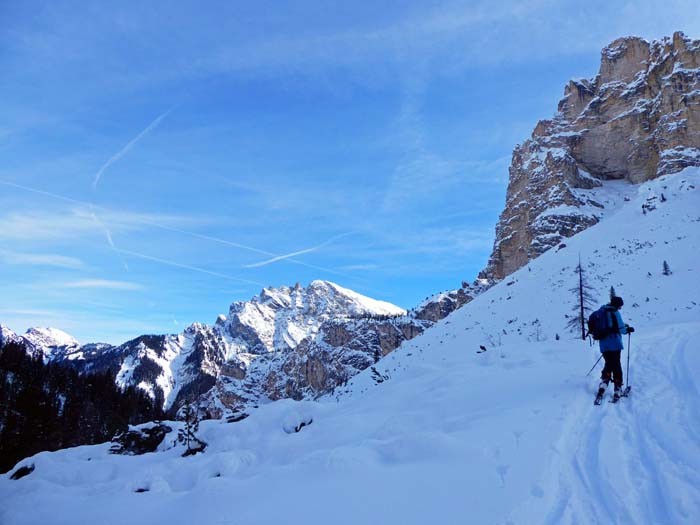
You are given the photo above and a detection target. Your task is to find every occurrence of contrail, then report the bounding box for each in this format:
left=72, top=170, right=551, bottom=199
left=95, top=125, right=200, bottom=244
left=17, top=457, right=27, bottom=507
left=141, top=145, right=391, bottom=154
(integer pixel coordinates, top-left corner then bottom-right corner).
left=89, top=204, right=129, bottom=271
left=113, top=247, right=264, bottom=286
left=244, top=232, right=355, bottom=268
left=91, top=106, right=175, bottom=268
left=92, top=106, right=175, bottom=189
left=244, top=246, right=321, bottom=268
left=0, top=180, right=352, bottom=277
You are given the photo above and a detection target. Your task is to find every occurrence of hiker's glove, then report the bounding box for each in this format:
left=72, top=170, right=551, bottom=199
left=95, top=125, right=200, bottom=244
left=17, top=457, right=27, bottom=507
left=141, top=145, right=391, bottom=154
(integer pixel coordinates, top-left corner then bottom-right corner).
left=627, top=326, right=635, bottom=333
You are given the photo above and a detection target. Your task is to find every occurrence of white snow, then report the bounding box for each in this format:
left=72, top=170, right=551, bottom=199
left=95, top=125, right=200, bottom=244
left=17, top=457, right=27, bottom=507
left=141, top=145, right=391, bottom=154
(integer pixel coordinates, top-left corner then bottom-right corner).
left=323, top=281, right=406, bottom=317
left=0, top=325, right=18, bottom=346
left=663, top=61, right=700, bottom=80
left=2, top=169, right=699, bottom=524
left=22, top=327, right=81, bottom=362
left=23, top=327, right=80, bottom=348
left=115, top=355, right=137, bottom=388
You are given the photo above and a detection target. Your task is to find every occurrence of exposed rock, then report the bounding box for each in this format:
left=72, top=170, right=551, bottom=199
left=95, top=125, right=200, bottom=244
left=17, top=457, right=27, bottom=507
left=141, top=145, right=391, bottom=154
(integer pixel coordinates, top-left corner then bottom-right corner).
left=483, top=32, right=700, bottom=280
left=413, top=281, right=487, bottom=322
left=9, top=464, right=35, bottom=480
left=109, top=424, right=172, bottom=455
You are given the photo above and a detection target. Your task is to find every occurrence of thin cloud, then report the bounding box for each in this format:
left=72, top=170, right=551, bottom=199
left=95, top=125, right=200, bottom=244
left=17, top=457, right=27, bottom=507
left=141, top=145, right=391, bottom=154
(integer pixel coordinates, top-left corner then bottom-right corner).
left=0, top=179, right=348, bottom=276
left=338, top=264, right=380, bottom=271
left=0, top=308, right=59, bottom=317
left=61, top=279, right=143, bottom=290
left=0, top=250, right=84, bottom=269
left=92, top=106, right=175, bottom=189
left=0, top=207, right=186, bottom=241
left=196, top=1, right=551, bottom=76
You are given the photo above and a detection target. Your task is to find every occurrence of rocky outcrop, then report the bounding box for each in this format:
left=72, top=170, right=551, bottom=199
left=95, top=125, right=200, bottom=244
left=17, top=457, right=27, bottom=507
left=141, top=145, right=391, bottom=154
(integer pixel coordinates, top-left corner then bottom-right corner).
left=483, top=32, right=700, bottom=280
left=200, top=314, right=433, bottom=418
left=413, top=281, right=487, bottom=322
left=109, top=424, right=172, bottom=455
left=200, top=280, right=494, bottom=417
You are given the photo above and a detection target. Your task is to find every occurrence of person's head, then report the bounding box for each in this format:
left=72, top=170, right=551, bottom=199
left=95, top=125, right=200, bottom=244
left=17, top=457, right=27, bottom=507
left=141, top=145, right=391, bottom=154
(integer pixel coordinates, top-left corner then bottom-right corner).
left=610, top=296, right=624, bottom=309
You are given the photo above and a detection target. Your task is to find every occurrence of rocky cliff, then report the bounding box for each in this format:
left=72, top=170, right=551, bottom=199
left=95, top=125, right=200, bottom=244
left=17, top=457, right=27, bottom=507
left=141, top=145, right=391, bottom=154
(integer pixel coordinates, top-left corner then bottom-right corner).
left=482, top=32, right=700, bottom=280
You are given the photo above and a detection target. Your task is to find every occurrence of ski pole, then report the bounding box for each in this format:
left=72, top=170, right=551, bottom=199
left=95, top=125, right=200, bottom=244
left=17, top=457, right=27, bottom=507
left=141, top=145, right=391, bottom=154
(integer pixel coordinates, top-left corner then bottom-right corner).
left=586, top=354, right=603, bottom=376
left=626, top=332, right=631, bottom=387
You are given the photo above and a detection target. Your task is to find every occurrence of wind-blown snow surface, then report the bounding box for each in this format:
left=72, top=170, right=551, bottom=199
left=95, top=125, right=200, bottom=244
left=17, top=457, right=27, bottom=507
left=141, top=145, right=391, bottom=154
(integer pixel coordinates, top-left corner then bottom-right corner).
left=2, top=170, right=699, bottom=524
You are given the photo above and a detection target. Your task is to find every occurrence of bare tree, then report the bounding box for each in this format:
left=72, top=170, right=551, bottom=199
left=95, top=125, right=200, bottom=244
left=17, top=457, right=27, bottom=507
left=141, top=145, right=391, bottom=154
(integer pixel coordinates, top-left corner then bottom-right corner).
left=567, top=254, right=597, bottom=339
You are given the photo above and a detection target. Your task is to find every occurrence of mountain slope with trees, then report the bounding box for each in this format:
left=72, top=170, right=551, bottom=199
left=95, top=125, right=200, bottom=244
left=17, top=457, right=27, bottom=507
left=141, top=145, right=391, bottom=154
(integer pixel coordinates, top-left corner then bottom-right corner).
left=2, top=167, right=698, bottom=525
left=0, top=340, right=161, bottom=473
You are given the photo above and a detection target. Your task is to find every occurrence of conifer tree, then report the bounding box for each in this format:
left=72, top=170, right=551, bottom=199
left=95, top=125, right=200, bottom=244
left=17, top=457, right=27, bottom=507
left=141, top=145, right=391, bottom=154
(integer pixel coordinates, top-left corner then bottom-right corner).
left=662, top=260, right=671, bottom=276
left=178, top=400, right=202, bottom=455
left=567, top=254, right=596, bottom=339
left=0, top=339, right=163, bottom=473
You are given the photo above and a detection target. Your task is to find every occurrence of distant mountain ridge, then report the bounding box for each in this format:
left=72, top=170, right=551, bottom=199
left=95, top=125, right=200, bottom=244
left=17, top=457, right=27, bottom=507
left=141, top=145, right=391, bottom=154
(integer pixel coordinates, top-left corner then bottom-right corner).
left=1, top=280, right=481, bottom=417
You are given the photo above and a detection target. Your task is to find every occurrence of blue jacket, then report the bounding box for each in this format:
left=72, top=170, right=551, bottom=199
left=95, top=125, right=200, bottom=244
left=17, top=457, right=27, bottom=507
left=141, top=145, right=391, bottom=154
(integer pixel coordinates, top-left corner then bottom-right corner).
left=598, top=305, right=628, bottom=353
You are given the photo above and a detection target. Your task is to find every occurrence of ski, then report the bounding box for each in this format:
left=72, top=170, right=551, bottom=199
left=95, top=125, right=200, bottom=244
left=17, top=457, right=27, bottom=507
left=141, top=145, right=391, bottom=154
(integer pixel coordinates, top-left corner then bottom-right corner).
left=609, top=386, right=631, bottom=404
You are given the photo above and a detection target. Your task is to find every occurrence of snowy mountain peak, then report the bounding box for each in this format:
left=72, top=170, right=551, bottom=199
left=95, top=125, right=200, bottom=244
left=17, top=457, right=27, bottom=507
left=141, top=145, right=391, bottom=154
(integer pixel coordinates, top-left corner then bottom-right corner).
left=234, top=280, right=404, bottom=318
left=23, top=327, right=80, bottom=348
left=317, top=281, right=406, bottom=317
left=0, top=325, right=18, bottom=347
left=220, top=280, right=405, bottom=356
left=19, top=327, right=81, bottom=361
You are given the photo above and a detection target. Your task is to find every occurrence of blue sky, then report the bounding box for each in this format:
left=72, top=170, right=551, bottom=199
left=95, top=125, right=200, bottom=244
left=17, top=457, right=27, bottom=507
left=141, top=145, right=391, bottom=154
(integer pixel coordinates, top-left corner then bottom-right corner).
left=1, top=1, right=698, bottom=344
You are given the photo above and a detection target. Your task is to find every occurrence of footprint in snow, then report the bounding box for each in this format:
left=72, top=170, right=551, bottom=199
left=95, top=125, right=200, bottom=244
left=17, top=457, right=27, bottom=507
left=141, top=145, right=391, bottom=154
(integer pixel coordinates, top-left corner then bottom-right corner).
left=497, top=465, right=510, bottom=487
left=530, top=483, right=545, bottom=498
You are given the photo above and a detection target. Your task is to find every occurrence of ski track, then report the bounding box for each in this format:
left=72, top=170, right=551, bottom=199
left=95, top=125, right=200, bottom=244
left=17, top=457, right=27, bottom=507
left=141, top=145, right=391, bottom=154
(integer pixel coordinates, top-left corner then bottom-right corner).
left=532, top=323, right=700, bottom=525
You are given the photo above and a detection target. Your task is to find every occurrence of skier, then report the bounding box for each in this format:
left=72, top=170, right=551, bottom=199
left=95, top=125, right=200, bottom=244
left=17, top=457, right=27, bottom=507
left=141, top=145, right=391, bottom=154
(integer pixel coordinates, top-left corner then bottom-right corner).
left=596, top=296, right=634, bottom=401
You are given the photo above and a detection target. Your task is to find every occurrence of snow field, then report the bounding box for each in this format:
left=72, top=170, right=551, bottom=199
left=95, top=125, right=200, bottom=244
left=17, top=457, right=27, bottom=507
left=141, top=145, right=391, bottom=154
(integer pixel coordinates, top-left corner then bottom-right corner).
left=2, top=168, right=699, bottom=524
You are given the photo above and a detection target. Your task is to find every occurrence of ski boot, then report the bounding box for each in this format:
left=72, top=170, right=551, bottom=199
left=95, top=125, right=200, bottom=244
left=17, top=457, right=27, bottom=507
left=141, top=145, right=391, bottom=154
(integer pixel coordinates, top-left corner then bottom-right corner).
left=594, top=381, right=608, bottom=405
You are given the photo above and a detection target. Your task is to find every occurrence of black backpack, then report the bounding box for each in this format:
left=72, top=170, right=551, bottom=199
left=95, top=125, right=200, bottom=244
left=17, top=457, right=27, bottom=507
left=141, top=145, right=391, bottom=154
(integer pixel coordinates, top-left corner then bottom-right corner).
left=587, top=306, right=618, bottom=340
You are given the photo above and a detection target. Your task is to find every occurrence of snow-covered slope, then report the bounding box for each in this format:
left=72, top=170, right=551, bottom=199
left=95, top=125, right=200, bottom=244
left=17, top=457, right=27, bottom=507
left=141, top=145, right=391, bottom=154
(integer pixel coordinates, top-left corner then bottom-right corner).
left=6, top=327, right=82, bottom=362
left=3, top=169, right=698, bottom=524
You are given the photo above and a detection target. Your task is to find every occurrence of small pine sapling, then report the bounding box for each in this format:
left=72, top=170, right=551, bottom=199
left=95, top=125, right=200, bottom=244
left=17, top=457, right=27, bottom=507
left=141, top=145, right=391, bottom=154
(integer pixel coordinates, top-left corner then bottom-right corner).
left=178, top=400, right=206, bottom=456
left=662, top=260, right=672, bottom=276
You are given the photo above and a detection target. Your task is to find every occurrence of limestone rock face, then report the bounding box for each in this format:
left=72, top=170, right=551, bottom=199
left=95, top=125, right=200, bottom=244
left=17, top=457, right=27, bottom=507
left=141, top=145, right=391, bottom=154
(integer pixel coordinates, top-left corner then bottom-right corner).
left=483, top=32, right=700, bottom=280
left=203, top=314, right=433, bottom=418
